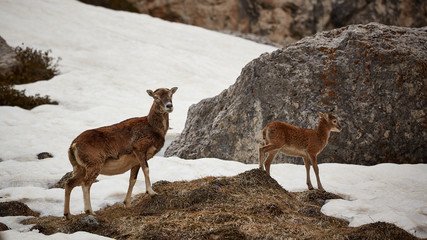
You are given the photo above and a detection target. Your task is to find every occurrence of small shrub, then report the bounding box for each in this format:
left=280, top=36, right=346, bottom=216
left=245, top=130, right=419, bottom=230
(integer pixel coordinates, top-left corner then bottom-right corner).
left=0, top=85, right=58, bottom=110
left=0, top=44, right=61, bottom=109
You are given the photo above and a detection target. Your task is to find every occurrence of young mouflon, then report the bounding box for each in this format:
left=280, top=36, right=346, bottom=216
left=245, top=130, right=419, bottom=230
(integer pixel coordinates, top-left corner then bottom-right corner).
left=259, top=112, right=341, bottom=191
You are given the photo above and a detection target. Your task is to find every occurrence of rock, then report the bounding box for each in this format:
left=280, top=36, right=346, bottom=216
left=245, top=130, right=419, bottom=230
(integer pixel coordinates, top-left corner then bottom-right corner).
left=49, top=171, right=73, bottom=189
left=37, top=152, right=53, bottom=160
left=0, top=222, right=9, bottom=231
left=78, top=215, right=99, bottom=228
left=79, top=0, right=427, bottom=46
left=165, top=23, right=427, bottom=165
left=221, top=30, right=283, bottom=48
left=0, top=201, right=39, bottom=217
left=0, top=36, right=19, bottom=78
left=50, top=171, right=98, bottom=189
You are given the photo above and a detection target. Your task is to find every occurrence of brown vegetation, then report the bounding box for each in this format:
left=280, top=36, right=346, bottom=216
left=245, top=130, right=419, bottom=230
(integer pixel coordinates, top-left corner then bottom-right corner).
left=24, top=169, right=417, bottom=239
left=0, top=45, right=60, bottom=109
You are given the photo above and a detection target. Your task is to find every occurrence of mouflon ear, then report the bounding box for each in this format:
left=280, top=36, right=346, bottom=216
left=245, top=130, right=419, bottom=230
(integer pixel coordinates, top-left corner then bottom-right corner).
left=147, top=89, right=154, bottom=97
left=171, top=87, right=178, bottom=94
left=147, top=89, right=160, bottom=100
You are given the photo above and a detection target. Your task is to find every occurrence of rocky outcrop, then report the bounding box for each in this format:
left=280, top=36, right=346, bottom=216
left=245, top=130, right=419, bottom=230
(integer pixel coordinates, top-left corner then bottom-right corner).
left=79, top=0, right=427, bottom=46
left=165, top=23, right=427, bottom=165
left=0, top=36, right=19, bottom=78
left=78, top=0, right=139, bottom=13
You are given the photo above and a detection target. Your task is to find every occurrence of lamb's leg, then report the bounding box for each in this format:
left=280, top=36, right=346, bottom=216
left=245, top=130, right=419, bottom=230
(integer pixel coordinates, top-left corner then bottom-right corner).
left=259, top=144, right=280, bottom=175
left=303, top=155, right=314, bottom=190
left=309, top=153, right=325, bottom=192
left=124, top=166, right=139, bottom=207
left=259, top=146, right=266, bottom=170
left=259, top=138, right=271, bottom=170
left=264, top=150, right=279, bottom=175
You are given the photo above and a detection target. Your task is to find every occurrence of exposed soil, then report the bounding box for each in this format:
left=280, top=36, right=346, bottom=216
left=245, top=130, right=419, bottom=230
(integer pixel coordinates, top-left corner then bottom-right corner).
left=23, top=169, right=418, bottom=239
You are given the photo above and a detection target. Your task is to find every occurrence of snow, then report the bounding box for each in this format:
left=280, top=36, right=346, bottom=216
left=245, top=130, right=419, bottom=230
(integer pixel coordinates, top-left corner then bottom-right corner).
left=0, top=0, right=426, bottom=239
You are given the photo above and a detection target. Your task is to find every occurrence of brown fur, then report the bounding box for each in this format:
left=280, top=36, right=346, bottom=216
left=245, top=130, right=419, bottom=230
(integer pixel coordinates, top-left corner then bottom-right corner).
left=64, top=87, right=178, bottom=219
left=259, top=112, right=341, bottom=191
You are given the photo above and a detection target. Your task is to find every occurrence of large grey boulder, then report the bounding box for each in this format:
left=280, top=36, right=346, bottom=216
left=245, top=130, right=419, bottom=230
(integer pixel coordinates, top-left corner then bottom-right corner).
left=165, top=23, right=427, bottom=165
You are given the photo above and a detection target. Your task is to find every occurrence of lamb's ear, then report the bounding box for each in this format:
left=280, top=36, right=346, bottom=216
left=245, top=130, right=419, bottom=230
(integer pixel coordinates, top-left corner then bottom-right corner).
left=324, top=113, right=329, bottom=120
left=318, top=112, right=329, bottom=120
left=171, top=87, right=178, bottom=94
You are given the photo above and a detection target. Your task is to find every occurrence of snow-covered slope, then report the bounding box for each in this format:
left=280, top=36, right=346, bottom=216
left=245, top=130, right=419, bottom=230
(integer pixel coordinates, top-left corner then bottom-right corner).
left=0, top=0, right=425, bottom=239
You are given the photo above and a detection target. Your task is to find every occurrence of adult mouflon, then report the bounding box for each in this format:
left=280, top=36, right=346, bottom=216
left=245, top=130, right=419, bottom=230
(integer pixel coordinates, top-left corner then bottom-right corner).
left=64, top=87, right=177, bottom=219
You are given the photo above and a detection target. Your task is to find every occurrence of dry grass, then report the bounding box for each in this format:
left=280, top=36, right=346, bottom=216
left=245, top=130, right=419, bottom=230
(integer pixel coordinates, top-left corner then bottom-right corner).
left=24, top=169, right=418, bottom=239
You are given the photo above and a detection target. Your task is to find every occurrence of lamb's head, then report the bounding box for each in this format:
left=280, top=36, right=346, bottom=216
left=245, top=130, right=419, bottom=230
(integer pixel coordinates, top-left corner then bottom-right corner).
left=147, top=87, right=178, bottom=113
left=318, top=112, right=341, bottom=132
